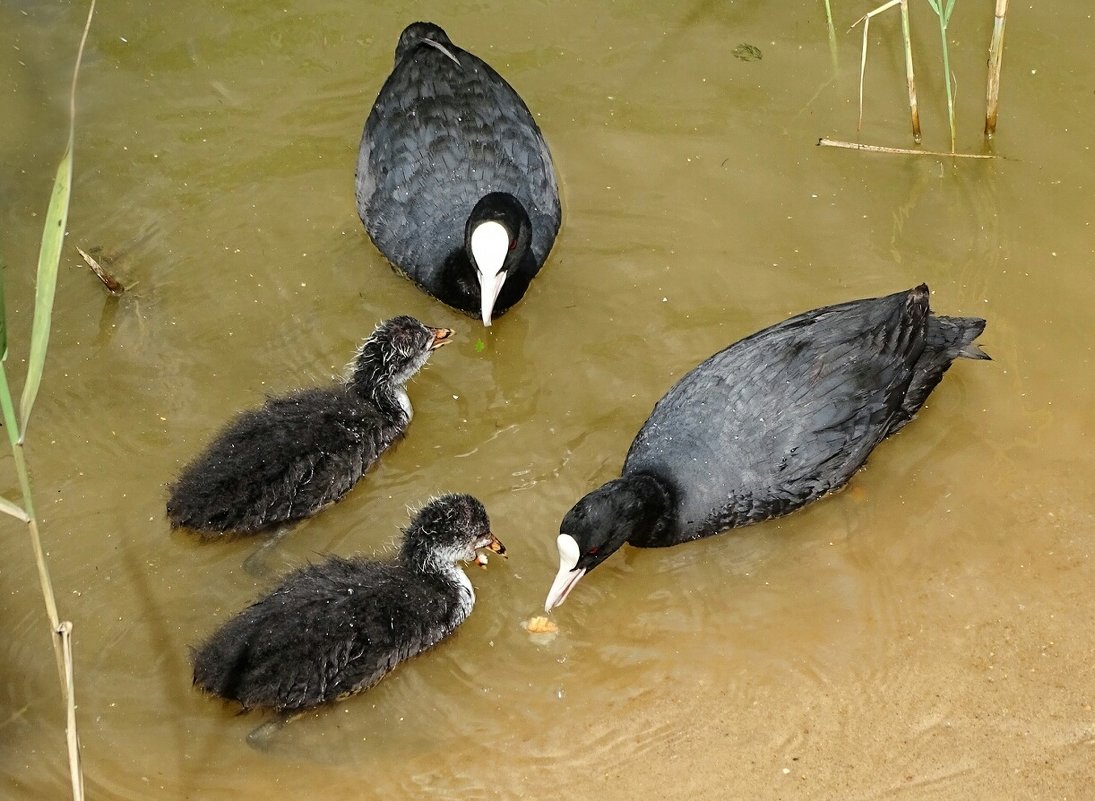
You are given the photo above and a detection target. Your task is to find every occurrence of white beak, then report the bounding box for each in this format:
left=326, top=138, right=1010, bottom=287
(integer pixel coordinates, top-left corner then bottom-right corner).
left=544, top=534, right=585, bottom=611
left=479, top=270, right=506, bottom=327
left=470, top=220, right=510, bottom=327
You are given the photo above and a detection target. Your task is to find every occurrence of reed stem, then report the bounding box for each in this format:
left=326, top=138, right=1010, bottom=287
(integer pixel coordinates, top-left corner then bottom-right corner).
left=984, top=0, right=1008, bottom=138
left=59, top=622, right=85, bottom=801
left=0, top=2, right=95, bottom=799
left=898, top=0, right=921, bottom=143
left=926, top=0, right=958, bottom=151
left=822, top=0, right=839, bottom=69
left=851, top=0, right=903, bottom=136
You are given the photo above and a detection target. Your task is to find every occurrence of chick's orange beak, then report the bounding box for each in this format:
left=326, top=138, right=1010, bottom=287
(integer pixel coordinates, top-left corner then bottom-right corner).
left=429, top=327, right=455, bottom=350
left=486, top=533, right=507, bottom=556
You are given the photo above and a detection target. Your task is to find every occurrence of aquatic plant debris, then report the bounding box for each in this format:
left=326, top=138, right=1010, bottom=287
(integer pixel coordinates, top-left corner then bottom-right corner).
left=76, top=246, right=125, bottom=295
left=732, top=43, right=762, bottom=62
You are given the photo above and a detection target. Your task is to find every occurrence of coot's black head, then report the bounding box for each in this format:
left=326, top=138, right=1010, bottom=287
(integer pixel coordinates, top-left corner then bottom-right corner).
left=394, top=22, right=459, bottom=66
left=465, top=192, right=534, bottom=326
left=351, top=315, right=453, bottom=396
left=401, top=494, right=506, bottom=572
left=545, top=475, right=669, bottom=611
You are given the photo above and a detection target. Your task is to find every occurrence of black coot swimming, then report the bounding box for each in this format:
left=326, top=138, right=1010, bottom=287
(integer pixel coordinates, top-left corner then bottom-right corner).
left=192, top=494, right=505, bottom=711
left=356, top=22, right=561, bottom=326
left=545, top=285, right=990, bottom=610
left=167, top=316, right=453, bottom=536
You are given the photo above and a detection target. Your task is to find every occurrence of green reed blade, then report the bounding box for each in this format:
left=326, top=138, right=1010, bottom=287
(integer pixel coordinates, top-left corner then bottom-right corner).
left=18, top=143, right=72, bottom=441
left=7, top=4, right=95, bottom=800
left=926, top=0, right=958, bottom=151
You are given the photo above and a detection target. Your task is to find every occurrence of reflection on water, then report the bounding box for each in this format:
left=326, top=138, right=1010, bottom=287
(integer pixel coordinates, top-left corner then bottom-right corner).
left=2, top=1, right=1094, bottom=799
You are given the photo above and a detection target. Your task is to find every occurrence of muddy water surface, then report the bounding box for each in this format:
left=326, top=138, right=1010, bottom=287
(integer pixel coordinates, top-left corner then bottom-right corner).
left=1, top=1, right=1093, bottom=799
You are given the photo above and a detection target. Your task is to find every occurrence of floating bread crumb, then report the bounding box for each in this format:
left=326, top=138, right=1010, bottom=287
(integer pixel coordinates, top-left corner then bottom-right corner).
left=524, top=616, right=558, bottom=634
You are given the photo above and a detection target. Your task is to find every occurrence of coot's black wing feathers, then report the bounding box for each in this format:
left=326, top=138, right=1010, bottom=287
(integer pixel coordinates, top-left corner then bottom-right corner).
left=167, top=387, right=405, bottom=534
left=356, top=34, right=560, bottom=291
left=191, top=557, right=461, bottom=711
left=624, top=287, right=933, bottom=543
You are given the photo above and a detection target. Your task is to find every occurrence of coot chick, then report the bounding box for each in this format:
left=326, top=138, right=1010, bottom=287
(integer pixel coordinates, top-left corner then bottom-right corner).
left=167, top=316, right=453, bottom=536
left=356, top=22, right=561, bottom=326
left=546, top=285, right=989, bottom=610
left=192, top=494, right=505, bottom=711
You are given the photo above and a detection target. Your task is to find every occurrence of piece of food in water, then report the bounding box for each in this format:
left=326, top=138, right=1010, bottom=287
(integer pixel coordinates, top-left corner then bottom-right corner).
left=523, top=616, right=558, bottom=634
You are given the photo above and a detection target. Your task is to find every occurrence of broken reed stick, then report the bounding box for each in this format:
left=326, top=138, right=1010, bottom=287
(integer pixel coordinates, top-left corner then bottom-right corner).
left=76, top=246, right=125, bottom=295
left=818, top=138, right=995, bottom=158
left=984, top=0, right=1009, bottom=138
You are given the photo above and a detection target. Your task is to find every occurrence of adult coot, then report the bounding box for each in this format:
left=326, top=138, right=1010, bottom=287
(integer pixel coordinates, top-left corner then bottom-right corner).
left=545, top=285, right=989, bottom=610
left=167, top=316, right=453, bottom=536
left=192, top=494, right=506, bottom=711
left=356, top=22, right=560, bottom=326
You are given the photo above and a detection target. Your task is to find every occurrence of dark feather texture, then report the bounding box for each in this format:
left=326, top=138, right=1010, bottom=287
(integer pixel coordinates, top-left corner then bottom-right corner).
left=624, top=284, right=988, bottom=543
left=167, top=316, right=450, bottom=535
left=355, top=22, right=560, bottom=319
left=548, top=286, right=990, bottom=607
left=191, top=494, right=498, bottom=711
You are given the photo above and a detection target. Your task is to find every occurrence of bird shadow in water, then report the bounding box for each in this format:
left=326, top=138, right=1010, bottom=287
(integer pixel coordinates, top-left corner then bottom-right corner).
left=240, top=521, right=305, bottom=579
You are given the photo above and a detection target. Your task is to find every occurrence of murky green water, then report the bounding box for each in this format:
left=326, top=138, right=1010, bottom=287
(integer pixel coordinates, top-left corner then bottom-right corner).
left=2, top=1, right=1093, bottom=798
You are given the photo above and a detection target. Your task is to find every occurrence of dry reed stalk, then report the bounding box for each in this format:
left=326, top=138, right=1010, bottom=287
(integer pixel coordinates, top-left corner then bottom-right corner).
left=818, top=137, right=995, bottom=158
left=984, top=0, right=1008, bottom=137
left=852, top=0, right=920, bottom=143
left=59, top=622, right=84, bottom=800
left=898, top=0, right=921, bottom=143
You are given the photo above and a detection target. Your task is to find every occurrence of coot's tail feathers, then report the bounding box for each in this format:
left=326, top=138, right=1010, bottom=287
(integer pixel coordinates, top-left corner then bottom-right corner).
left=960, top=341, right=992, bottom=360
left=891, top=312, right=989, bottom=432
left=930, top=314, right=991, bottom=360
